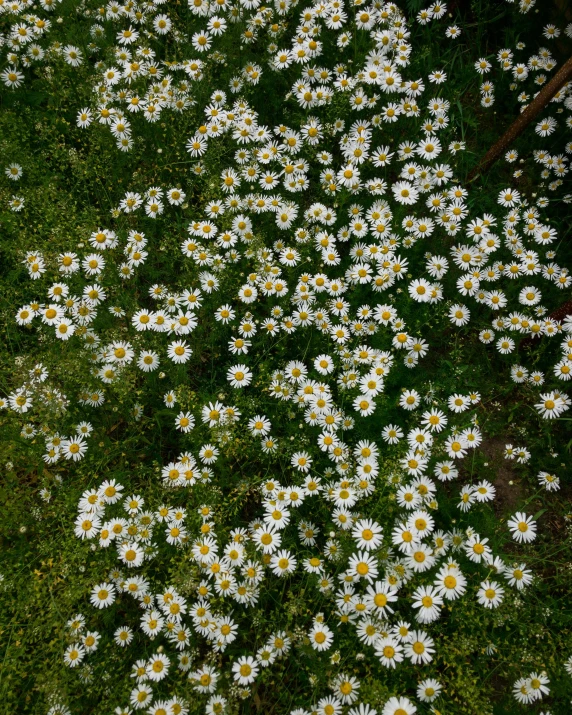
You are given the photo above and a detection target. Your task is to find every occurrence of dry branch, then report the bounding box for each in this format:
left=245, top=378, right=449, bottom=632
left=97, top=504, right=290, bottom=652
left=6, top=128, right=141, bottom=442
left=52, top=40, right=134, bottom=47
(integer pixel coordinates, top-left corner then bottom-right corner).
left=467, top=55, right=572, bottom=182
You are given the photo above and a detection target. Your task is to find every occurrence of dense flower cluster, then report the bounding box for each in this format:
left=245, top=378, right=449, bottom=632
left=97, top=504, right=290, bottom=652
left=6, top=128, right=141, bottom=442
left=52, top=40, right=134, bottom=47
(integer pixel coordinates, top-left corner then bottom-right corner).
left=2, top=0, right=572, bottom=713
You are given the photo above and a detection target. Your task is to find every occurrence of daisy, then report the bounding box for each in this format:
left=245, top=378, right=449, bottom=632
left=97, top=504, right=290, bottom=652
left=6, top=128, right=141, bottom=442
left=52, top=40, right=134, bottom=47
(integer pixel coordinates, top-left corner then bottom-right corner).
left=175, top=412, right=195, bottom=433
left=150, top=12, right=172, bottom=33
left=535, top=117, right=557, bottom=137
left=375, top=637, right=404, bottom=668
left=401, top=452, right=429, bottom=478
left=538, top=471, right=560, bottom=491
left=67, top=614, right=86, bottom=634
left=407, top=545, right=436, bottom=573
left=54, top=318, right=76, bottom=340
left=270, top=549, right=297, bottom=576
left=90, top=582, right=116, bottom=609
left=167, top=340, right=192, bottom=364
left=428, top=69, right=447, bottom=84
left=446, top=25, right=461, bottom=38
left=391, top=520, right=417, bottom=552
left=535, top=392, right=569, bottom=418
left=434, top=564, right=467, bottom=600
left=507, top=512, right=537, bottom=543
left=2, top=66, right=24, bottom=88
left=396, top=483, right=423, bottom=510
left=129, top=684, right=152, bottom=707
left=205, top=695, right=227, bottom=715
left=84, top=391, right=105, bottom=407
left=137, top=350, right=160, bottom=372
left=192, top=664, right=218, bottom=694
left=199, top=444, right=218, bottom=464
left=227, top=364, right=252, bottom=388
left=119, top=542, right=145, bottom=568
left=353, top=394, right=376, bottom=416
left=497, top=336, right=515, bottom=354
left=348, top=551, right=379, bottom=582
left=449, top=304, right=470, bottom=326
left=98, top=479, right=123, bottom=504
left=421, top=409, right=448, bottom=432
left=382, top=424, right=404, bottom=444
left=291, top=451, right=312, bottom=472
left=124, top=494, right=144, bottom=516
left=528, top=671, right=550, bottom=700
left=475, top=58, right=492, bottom=73
left=309, top=622, right=334, bottom=651
left=5, top=163, right=22, bottom=181
left=146, top=658, right=172, bottom=689
left=187, top=134, right=208, bottom=157
left=417, top=678, right=442, bottom=702
left=411, top=585, right=444, bottom=623
left=382, top=697, right=416, bottom=715
left=448, top=393, right=471, bottom=413
left=192, top=535, right=219, bottom=565
left=408, top=510, right=435, bottom=539
left=498, top=188, right=521, bottom=207
left=166, top=187, right=186, bottom=206
left=9, top=195, right=25, bottom=213
left=505, top=563, right=533, bottom=590
left=405, top=630, right=435, bottom=664
left=15, top=306, right=35, bottom=326
left=445, top=435, right=469, bottom=460
left=480, top=327, right=495, bottom=345
left=474, top=480, right=495, bottom=502
left=61, top=436, right=87, bottom=461
left=392, top=181, right=419, bottom=205
left=465, top=533, right=491, bottom=563
left=477, top=580, right=505, bottom=608
left=332, top=674, right=360, bottom=705
left=232, top=655, right=259, bottom=685
left=417, top=136, right=441, bottom=160
left=64, top=643, right=86, bottom=668
left=352, top=519, right=383, bottom=551
left=365, top=582, right=398, bottom=615
left=400, top=389, right=420, bottom=410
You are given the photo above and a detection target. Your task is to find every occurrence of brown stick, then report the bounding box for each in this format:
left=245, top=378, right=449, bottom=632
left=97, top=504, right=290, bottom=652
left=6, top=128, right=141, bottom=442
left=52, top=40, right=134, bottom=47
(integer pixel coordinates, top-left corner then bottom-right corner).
left=467, top=54, right=572, bottom=182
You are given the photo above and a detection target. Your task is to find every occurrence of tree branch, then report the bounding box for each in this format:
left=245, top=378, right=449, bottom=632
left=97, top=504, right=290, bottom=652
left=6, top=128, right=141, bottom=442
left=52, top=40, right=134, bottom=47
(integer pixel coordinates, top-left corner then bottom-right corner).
left=467, top=55, right=572, bottom=182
